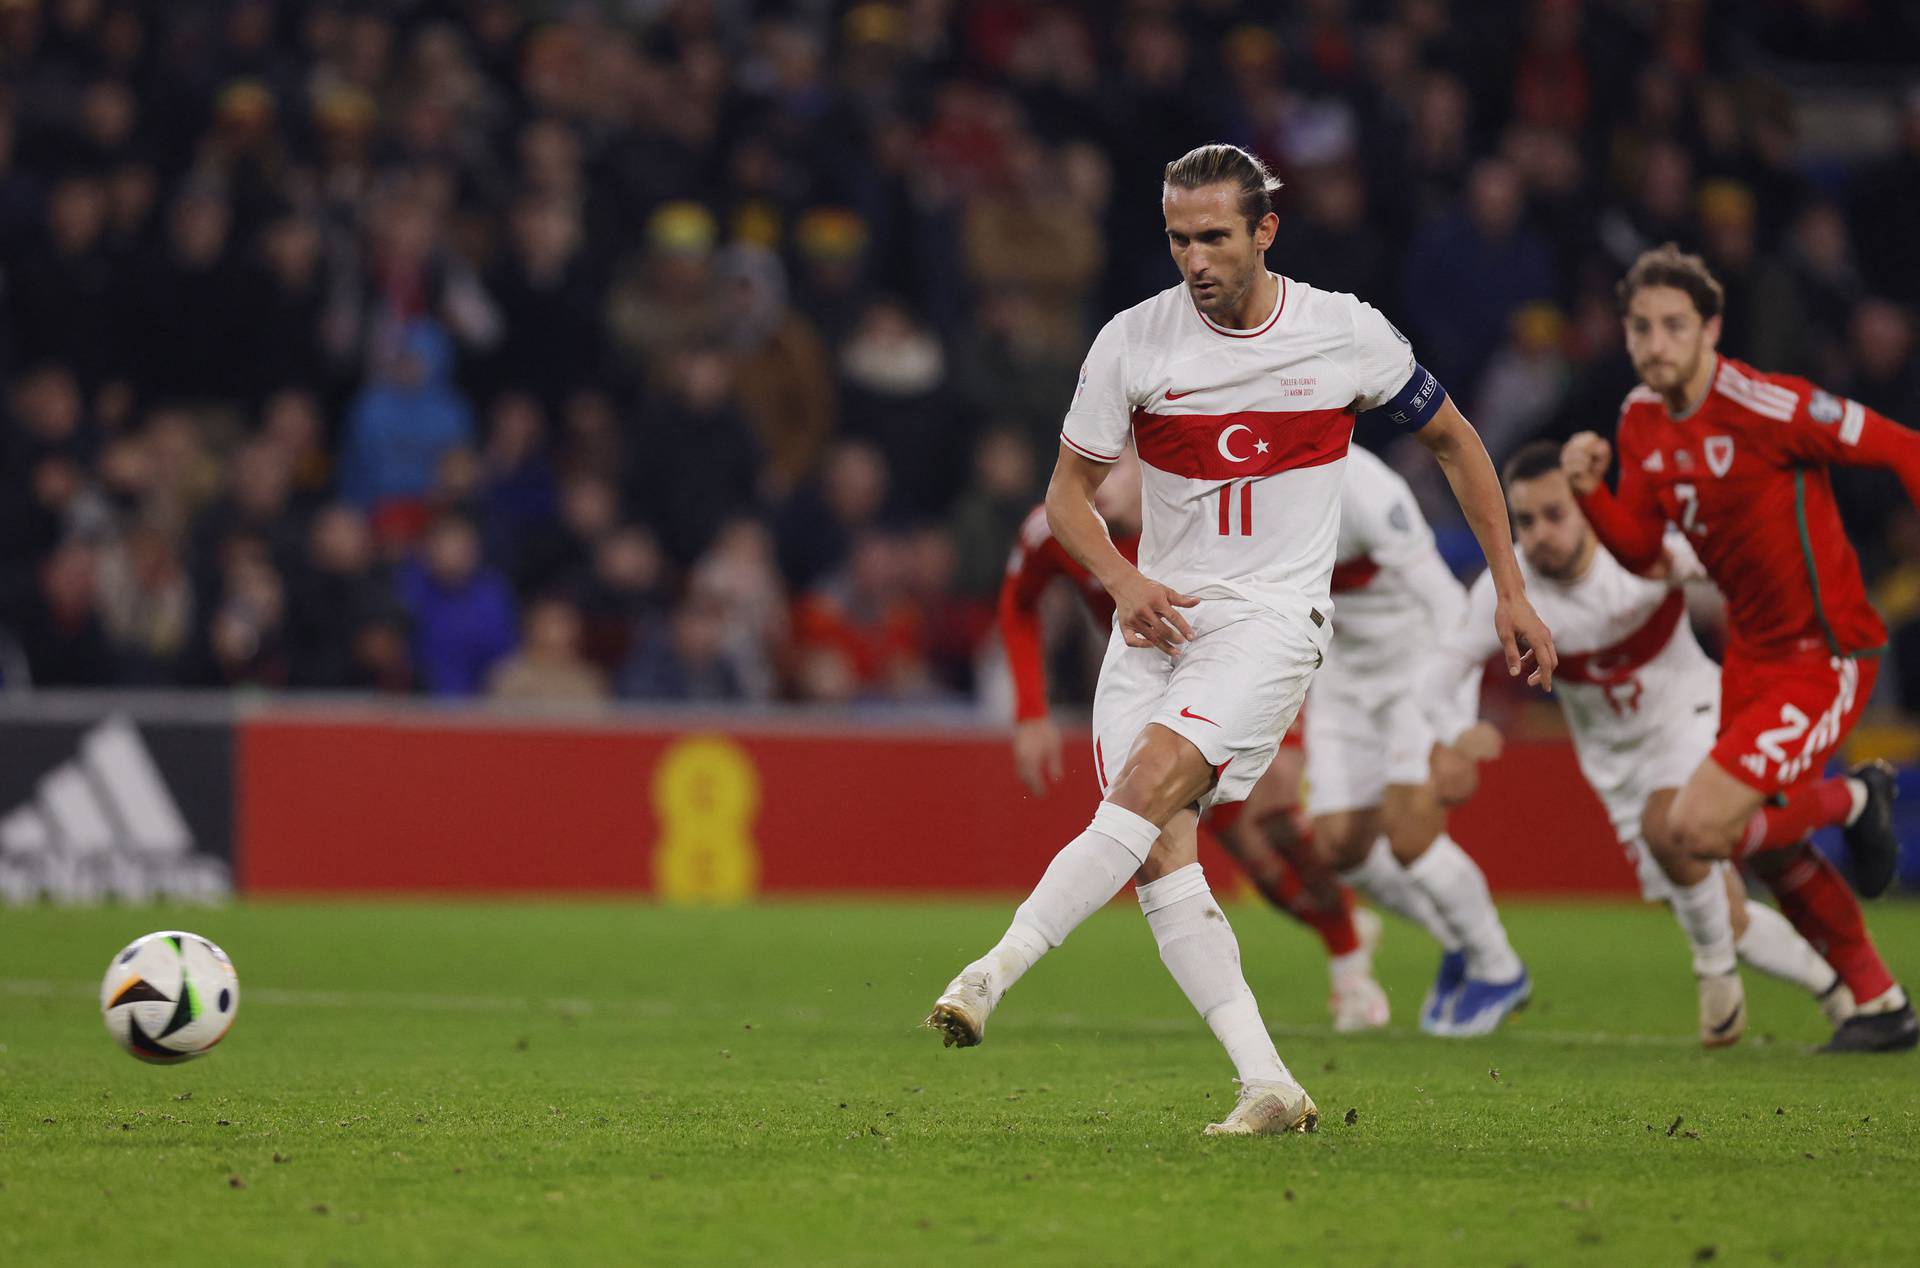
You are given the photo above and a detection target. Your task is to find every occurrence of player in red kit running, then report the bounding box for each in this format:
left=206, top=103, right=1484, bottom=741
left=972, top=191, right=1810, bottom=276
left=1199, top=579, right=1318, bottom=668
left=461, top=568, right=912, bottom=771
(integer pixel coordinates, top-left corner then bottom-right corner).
left=997, top=449, right=1391, bottom=1032
left=1563, top=244, right=1915, bottom=1052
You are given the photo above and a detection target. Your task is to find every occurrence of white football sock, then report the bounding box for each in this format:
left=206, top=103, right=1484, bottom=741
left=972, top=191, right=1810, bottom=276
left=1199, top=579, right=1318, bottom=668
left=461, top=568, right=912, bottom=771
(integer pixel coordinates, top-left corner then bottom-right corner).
left=1138, top=862, right=1293, bottom=1087
left=1734, top=900, right=1838, bottom=997
left=1340, top=837, right=1461, bottom=953
left=1669, top=871, right=1738, bottom=977
left=972, top=801, right=1161, bottom=1001
left=1404, top=834, right=1523, bottom=982
left=1844, top=777, right=1869, bottom=827
left=1855, top=984, right=1909, bottom=1016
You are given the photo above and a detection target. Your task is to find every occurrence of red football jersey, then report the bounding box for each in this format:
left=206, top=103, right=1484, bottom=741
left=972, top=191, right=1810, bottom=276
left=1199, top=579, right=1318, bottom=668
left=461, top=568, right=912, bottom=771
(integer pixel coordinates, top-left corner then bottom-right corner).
left=1579, top=355, right=1920, bottom=660
left=997, top=504, right=1140, bottom=721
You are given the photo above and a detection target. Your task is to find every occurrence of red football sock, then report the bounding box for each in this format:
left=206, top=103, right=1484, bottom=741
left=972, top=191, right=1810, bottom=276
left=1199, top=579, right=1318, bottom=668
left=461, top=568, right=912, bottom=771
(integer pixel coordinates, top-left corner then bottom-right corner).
left=1765, top=845, right=1896, bottom=1003
left=1202, top=815, right=1362, bottom=957
left=1737, top=777, right=1854, bottom=857
left=1255, top=811, right=1362, bottom=958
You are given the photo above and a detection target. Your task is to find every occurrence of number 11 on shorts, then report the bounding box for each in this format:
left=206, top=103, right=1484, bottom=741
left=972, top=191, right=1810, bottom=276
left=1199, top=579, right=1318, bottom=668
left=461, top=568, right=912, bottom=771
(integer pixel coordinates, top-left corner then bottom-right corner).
left=1217, top=483, right=1253, bottom=536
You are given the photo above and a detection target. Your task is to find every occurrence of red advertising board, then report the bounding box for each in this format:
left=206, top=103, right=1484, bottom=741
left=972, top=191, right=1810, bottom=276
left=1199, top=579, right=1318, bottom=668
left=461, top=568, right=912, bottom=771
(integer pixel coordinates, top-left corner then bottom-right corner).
left=237, top=715, right=1637, bottom=898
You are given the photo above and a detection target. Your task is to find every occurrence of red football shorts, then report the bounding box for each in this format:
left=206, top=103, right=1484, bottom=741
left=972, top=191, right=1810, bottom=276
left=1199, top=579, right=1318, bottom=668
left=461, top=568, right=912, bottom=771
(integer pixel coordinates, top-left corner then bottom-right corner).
left=1713, top=649, right=1877, bottom=797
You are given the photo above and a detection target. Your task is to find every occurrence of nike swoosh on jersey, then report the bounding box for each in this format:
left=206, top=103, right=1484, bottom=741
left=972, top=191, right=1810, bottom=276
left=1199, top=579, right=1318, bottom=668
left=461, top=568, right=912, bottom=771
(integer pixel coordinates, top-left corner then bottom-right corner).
left=1164, top=388, right=1196, bottom=400
left=1178, top=707, right=1219, bottom=726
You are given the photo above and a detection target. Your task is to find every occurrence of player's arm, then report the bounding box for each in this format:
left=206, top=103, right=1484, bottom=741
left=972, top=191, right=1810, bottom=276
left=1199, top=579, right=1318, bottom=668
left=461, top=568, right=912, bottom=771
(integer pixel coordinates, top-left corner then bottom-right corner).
left=1563, top=430, right=1665, bottom=574
left=1054, top=316, right=1196, bottom=656
left=996, top=528, right=1065, bottom=796
left=1774, top=380, right=1920, bottom=508
left=1344, top=298, right=1554, bottom=688
left=1415, top=398, right=1557, bottom=689
left=1046, top=448, right=1196, bottom=655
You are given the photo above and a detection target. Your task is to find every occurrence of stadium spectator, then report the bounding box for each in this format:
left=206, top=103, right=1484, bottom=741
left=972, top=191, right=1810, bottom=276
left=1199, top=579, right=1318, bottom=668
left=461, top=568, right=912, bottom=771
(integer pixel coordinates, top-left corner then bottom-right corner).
left=194, top=548, right=291, bottom=689
left=15, top=540, right=117, bottom=687
left=396, top=513, right=517, bottom=697
left=837, top=299, right=965, bottom=513
left=474, top=393, right=559, bottom=579
left=620, top=591, right=748, bottom=703
left=337, top=318, right=476, bottom=541
left=630, top=344, right=761, bottom=569
left=1471, top=303, right=1573, bottom=468
left=95, top=521, right=194, bottom=685
left=569, top=525, right=671, bottom=677
left=488, top=595, right=608, bottom=703
left=715, top=244, right=836, bottom=497
left=287, top=503, right=390, bottom=690
left=686, top=517, right=787, bottom=703
left=948, top=426, right=1039, bottom=600
left=1401, top=157, right=1554, bottom=398
left=777, top=439, right=890, bottom=591
left=791, top=532, right=929, bottom=703
left=482, top=192, right=606, bottom=410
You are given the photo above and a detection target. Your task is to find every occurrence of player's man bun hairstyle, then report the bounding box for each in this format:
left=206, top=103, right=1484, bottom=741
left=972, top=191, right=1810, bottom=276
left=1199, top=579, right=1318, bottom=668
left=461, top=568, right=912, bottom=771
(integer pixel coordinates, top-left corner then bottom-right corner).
left=1617, top=242, right=1725, bottom=321
left=1163, top=143, right=1284, bottom=230
left=1501, top=438, right=1567, bottom=487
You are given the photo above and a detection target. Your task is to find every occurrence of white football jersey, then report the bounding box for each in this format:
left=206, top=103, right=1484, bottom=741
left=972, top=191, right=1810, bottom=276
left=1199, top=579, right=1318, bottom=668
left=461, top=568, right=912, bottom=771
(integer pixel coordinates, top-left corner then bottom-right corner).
left=1321, top=444, right=1468, bottom=684
left=1421, top=533, right=1720, bottom=795
left=1061, top=274, right=1425, bottom=622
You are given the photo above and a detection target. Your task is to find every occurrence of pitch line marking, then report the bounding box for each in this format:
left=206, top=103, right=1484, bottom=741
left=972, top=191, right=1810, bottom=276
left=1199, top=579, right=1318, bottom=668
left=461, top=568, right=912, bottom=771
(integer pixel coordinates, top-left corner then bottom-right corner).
left=10, top=978, right=1741, bottom=1048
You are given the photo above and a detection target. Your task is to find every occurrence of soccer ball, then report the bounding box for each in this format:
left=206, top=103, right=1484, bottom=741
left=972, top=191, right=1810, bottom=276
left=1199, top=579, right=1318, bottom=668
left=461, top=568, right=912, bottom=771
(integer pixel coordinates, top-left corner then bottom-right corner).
left=100, top=931, right=239, bottom=1064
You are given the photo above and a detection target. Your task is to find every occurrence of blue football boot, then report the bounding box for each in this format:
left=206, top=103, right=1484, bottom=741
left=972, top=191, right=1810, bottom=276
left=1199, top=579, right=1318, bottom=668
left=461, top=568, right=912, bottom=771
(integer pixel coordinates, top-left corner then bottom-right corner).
left=1445, top=967, right=1533, bottom=1037
left=1418, top=950, right=1468, bottom=1034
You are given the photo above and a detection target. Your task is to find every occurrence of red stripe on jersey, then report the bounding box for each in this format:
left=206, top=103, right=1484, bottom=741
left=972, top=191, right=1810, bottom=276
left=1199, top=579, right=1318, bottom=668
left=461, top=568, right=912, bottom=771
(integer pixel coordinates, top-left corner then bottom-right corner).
left=1554, top=590, right=1687, bottom=686
left=1330, top=555, right=1380, bottom=593
left=1062, top=434, right=1121, bottom=462
left=1130, top=405, right=1354, bottom=481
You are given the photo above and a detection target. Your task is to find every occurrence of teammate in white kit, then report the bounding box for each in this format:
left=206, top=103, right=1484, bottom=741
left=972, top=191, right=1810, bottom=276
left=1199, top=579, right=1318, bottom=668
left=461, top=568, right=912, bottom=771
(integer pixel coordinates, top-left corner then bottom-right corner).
left=1420, top=441, right=1849, bottom=1045
left=1311, top=445, right=1531, bottom=1036
left=924, top=143, right=1557, bottom=1137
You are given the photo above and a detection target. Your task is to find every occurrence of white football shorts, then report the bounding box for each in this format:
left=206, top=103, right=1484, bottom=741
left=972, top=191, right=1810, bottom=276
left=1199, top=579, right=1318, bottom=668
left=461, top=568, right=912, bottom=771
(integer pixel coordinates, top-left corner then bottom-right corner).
left=1090, top=595, right=1325, bottom=810
left=1594, top=697, right=1720, bottom=901
left=1303, top=664, right=1434, bottom=816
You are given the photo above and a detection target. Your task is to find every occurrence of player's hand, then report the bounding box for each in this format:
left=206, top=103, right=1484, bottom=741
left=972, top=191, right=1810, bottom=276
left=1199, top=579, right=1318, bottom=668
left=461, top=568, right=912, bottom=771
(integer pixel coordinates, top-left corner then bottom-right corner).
left=1012, top=717, right=1065, bottom=796
left=1561, top=432, right=1612, bottom=496
left=1496, top=591, right=1558, bottom=691
left=1428, top=741, right=1481, bottom=806
left=1111, top=571, right=1199, bottom=656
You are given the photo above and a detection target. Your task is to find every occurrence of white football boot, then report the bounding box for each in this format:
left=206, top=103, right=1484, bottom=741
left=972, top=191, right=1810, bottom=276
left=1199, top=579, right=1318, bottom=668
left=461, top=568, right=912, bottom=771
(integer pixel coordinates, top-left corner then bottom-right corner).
left=1330, top=908, right=1390, bottom=1033
left=925, top=967, right=995, bottom=1048
left=1697, top=970, right=1747, bottom=1049
left=1203, top=1080, right=1319, bottom=1136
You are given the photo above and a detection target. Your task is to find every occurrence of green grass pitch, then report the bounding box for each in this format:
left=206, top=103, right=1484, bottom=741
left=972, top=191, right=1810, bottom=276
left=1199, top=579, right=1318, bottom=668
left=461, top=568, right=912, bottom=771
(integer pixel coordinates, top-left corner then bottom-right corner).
left=3, top=898, right=1918, bottom=1266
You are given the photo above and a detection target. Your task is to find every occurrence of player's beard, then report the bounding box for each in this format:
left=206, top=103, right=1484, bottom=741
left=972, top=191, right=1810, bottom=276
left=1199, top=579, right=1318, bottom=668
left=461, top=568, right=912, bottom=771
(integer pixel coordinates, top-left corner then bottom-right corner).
left=1191, top=260, right=1256, bottom=322
left=1637, top=341, right=1709, bottom=397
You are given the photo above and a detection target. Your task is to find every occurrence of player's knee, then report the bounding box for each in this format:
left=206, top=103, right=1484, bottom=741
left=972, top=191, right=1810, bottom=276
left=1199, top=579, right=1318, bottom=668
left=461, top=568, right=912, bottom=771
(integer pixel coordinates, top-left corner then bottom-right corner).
left=1313, top=813, right=1370, bottom=870
left=1641, top=808, right=1680, bottom=864
left=1671, top=807, right=1735, bottom=862
left=1110, top=731, right=1207, bottom=814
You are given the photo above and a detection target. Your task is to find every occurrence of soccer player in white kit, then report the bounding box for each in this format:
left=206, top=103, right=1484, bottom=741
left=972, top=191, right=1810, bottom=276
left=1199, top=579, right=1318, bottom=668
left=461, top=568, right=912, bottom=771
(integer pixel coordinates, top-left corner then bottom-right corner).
left=1310, top=445, right=1531, bottom=1036
left=924, top=143, right=1557, bottom=1137
left=1420, top=441, right=1849, bottom=1046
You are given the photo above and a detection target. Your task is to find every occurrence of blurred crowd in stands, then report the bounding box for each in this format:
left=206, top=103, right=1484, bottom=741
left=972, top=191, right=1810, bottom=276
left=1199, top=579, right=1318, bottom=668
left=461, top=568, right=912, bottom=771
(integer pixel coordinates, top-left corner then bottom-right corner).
left=3, top=0, right=1920, bottom=715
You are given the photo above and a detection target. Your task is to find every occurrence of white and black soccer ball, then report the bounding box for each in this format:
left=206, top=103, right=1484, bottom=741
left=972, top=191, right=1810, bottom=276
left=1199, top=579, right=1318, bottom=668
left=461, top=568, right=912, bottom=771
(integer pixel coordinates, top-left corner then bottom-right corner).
left=100, top=931, right=239, bottom=1064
